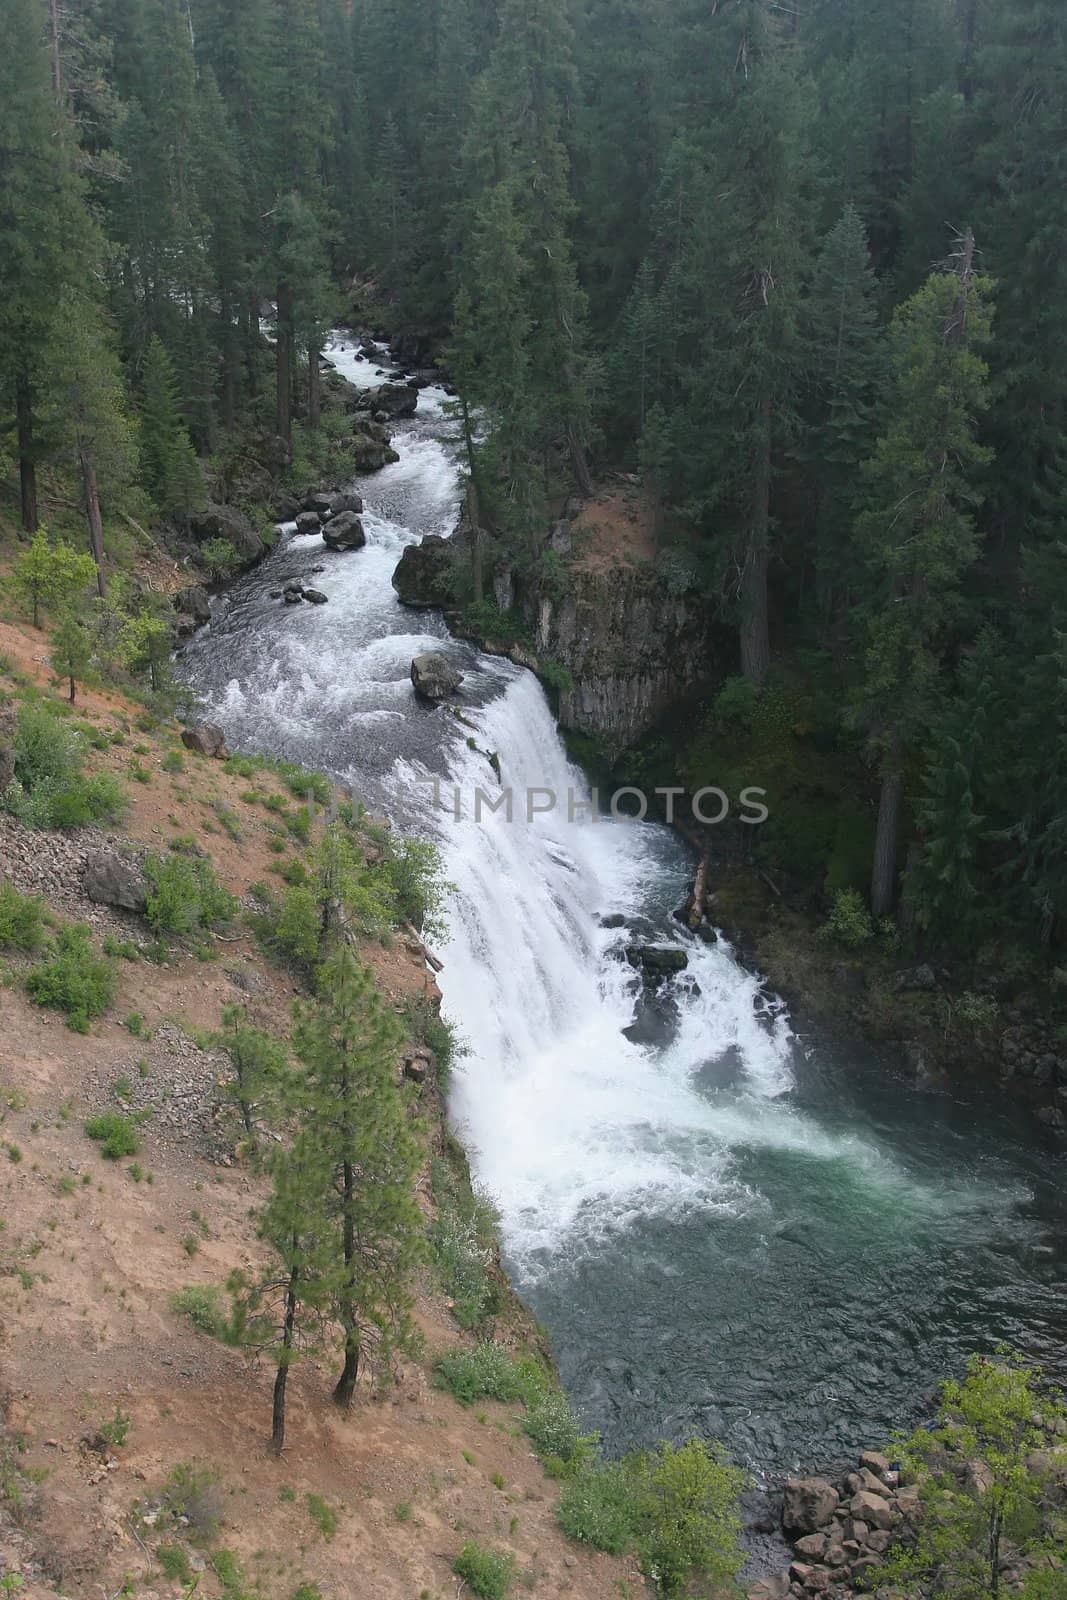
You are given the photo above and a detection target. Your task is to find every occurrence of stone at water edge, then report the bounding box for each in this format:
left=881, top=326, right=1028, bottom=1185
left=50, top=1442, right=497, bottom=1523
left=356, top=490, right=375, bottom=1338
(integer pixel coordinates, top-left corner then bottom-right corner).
left=411, top=652, right=463, bottom=702
left=294, top=511, right=323, bottom=537
left=189, top=501, right=265, bottom=566
left=181, top=722, right=229, bottom=760
left=392, top=534, right=454, bottom=609
left=303, top=492, right=334, bottom=517
left=327, top=490, right=363, bottom=518
left=302, top=589, right=328, bottom=605
left=782, top=1478, right=840, bottom=1536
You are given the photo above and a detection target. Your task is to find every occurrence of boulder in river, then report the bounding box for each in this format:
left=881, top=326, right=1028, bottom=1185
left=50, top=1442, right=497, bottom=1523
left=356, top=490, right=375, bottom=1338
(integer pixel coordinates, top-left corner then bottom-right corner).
left=83, top=850, right=148, bottom=914
left=392, top=534, right=454, bottom=608
left=352, top=425, right=400, bottom=473
left=283, top=586, right=304, bottom=604
left=322, top=511, right=366, bottom=551
left=303, top=492, right=334, bottom=517
left=173, top=584, right=212, bottom=637
left=411, top=652, right=463, bottom=702
left=181, top=722, right=229, bottom=759
left=190, top=502, right=266, bottom=566
left=625, top=945, right=689, bottom=984
left=359, top=381, right=419, bottom=419
left=294, top=511, right=323, bottom=537
left=328, top=490, right=363, bottom=518
left=302, top=588, right=328, bottom=605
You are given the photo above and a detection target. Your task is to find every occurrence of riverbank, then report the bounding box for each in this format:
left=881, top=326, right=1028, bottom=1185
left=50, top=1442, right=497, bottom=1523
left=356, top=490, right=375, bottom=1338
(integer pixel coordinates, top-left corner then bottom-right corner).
left=0, top=595, right=639, bottom=1600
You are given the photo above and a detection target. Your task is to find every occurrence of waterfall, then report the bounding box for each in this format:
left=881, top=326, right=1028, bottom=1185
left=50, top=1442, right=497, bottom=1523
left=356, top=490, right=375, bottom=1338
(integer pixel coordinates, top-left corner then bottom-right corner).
left=176, top=331, right=1067, bottom=1476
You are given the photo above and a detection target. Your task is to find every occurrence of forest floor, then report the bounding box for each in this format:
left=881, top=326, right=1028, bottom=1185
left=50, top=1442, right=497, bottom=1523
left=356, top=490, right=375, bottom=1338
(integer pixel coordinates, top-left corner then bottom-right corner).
left=0, top=587, right=639, bottom=1600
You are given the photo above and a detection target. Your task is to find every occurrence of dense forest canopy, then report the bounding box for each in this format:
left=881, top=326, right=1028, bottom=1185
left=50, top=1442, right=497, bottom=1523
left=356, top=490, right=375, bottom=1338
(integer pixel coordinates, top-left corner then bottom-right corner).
left=1, top=0, right=1066, bottom=957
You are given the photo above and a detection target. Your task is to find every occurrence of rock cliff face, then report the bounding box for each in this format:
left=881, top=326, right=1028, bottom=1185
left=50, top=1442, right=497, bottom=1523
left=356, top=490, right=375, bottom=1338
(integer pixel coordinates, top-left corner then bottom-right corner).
left=392, top=484, right=734, bottom=754
left=517, top=559, right=730, bottom=753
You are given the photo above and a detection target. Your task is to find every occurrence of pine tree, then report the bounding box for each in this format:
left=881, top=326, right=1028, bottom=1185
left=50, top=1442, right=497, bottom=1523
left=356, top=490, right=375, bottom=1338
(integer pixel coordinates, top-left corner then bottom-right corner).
left=0, top=0, right=81, bottom=530
left=51, top=610, right=94, bottom=704
left=11, top=530, right=98, bottom=630
left=255, top=1136, right=337, bottom=1454
left=291, top=942, right=424, bottom=1410
left=802, top=204, right=887, bottom=620
left=854, top=235, right=993, bottom=916
left=44, top=287, right=138, bottom=598
left=139, top=337, right=205, bottom=524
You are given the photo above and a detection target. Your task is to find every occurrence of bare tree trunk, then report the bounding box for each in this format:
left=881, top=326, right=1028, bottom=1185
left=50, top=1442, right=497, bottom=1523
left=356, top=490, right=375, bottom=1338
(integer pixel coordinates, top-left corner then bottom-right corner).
left=567, top=424, right=593, bottom=500
left=49, top=0, right=62, bottom=99
left=16, top=372, right=39, bottom=534
left=276, top=281, right=294, bottom=454
left=79, top=445, right=107, bottom=598
left=270, top=1270, right=299, bottom=1454
left=460, top=401, right=485, bottom=606
left=740, top=395, right=772, bottom=684
left=871, top=757, right=903, bottom=918
left=308, top=344, right=321, bottom=430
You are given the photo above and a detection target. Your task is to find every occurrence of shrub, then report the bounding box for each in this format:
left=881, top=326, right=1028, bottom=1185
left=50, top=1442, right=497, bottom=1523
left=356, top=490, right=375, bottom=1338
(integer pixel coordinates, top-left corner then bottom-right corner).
left=556, top=1460, right=637, bottom=1555
left=522, top=1392, right=597, bottom=1477
left=0, top=882, right=47, bottom=953
left=818, top=887, right=874, bottom=949
left=144, top=852, right=236, bottom=939
left=159, top=1463, right=222, bottom=1543
left=433, top=1343, right=538, bottom=1407
left=4, top=703, right=126, bottom=829
left=26, top=925, right=116, bottom=1030
left=429, top=1156, right=499, bottom=1329
left=630, top=1440, right=744, bottom=1595
left=452, top=1542, right=514, bottom=1600
left=198, top=538, right=239, bottom=579
left=249, top=883, right=322, bottom=969
left=171, top=1285, right=228, bottom=1338
left=84, top=1111, right=140, bottom=1159
left=156, top=1544, right=193, bottom=1583
left=387, top=838, right=450, bottom=940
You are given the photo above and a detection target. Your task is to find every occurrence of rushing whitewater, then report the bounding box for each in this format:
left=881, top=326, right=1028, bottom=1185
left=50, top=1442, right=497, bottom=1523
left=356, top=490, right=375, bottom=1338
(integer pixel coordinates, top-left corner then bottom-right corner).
left=178, top=333, right=1067, bottom=1479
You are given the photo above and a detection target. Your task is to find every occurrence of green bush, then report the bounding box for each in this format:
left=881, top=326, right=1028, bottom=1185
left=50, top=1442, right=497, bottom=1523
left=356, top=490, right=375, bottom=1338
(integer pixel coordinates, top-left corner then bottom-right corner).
left=522, top=1391, right=597, bottom=1476
left=429, top=1156, right=500, bottom=1329
left=452, top=1542, right=514, bottom=1600
left=387, top=838, right=450, bottom=940
left=26, top=924, right=116, bottom=1030
left=0, top=881, right=47, bottom=953
left=556, top=1460, right=638, bottom=1555
left=818, top=887, right=875, bottom=949
left=4, top=703, right=127, bottom=829
left=631, top=1440, right=744, bottom=1595
left=433, top=1343, right=541, bottom=1407
left=249, top=883, right=322, bottom=969
left=144, top=852, right=236, bottom=939
left=84, top=1111, right=141, bottom=1159
left=156, top=1544, right=193, bottom=1583
left=198, top=538, right=239, bottom=579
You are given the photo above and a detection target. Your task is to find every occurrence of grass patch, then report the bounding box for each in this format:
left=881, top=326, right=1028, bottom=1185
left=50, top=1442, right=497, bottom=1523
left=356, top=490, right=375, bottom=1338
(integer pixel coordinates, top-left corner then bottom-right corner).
left=3, top=701, right=127, bottom=829
left=0, top=881, right=47, bottom=954
left=305, top=1493, right=338, bottom=1540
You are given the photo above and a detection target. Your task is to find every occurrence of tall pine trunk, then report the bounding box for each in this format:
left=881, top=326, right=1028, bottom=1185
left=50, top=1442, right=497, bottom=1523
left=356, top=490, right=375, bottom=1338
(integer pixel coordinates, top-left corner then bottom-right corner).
left=871, top=755, right=903, bottom=917
left=270, top=1269, right=299, bottom=1454
left=276, top=280, right=294, bottom=454
left=740, top=395, right=772, bottom=683
left=308, top=344, right=321, bottom=430
left=16, top=371, right=39, bottom=534
left=333, top=1152, right=359, bottom=1408
left=79, top=444, right=107, bottom=598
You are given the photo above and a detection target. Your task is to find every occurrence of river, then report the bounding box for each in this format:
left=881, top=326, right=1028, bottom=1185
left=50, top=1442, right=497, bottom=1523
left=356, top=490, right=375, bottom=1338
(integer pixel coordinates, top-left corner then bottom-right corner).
left=178, top=332, right=1067, bottom=1487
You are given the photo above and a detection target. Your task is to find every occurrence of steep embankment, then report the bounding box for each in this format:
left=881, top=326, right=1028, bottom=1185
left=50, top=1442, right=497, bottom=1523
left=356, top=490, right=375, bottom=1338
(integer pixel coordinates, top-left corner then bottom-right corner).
left=0, top=608, right=637, bottom=1600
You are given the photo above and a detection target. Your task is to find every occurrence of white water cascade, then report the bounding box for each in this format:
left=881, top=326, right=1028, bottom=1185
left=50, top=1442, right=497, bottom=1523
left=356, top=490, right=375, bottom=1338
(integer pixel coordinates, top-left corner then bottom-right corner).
left=177, top=332, right=1067, bottom=1478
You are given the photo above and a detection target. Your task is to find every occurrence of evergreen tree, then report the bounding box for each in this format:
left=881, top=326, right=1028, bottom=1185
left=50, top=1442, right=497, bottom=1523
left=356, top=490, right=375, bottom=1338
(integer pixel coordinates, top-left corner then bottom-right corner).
left=139, top=336, right=205, bottom=523
left=291, top=942, right=424, bottom=1410
left=44, top=288, right=138, bottom=597
left=12, top=531, right=98, bottom=630
left=51, top=610, right=94, bottom=704
left=0, top=0, right=81, bottom=530
left=801, top=204, right=887, bottom=621
left=854, top=235, right=993, bottom=916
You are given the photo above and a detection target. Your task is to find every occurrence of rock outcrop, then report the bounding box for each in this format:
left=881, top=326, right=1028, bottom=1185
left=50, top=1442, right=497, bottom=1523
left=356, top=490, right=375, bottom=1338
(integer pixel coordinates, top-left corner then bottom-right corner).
left=189, top=503, right=266, bottom=567
left=181, top=722, right=230, bottom=759
left=83, top=850, right=148, bottom=914
left=392, top=534, right=455, bottom=608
